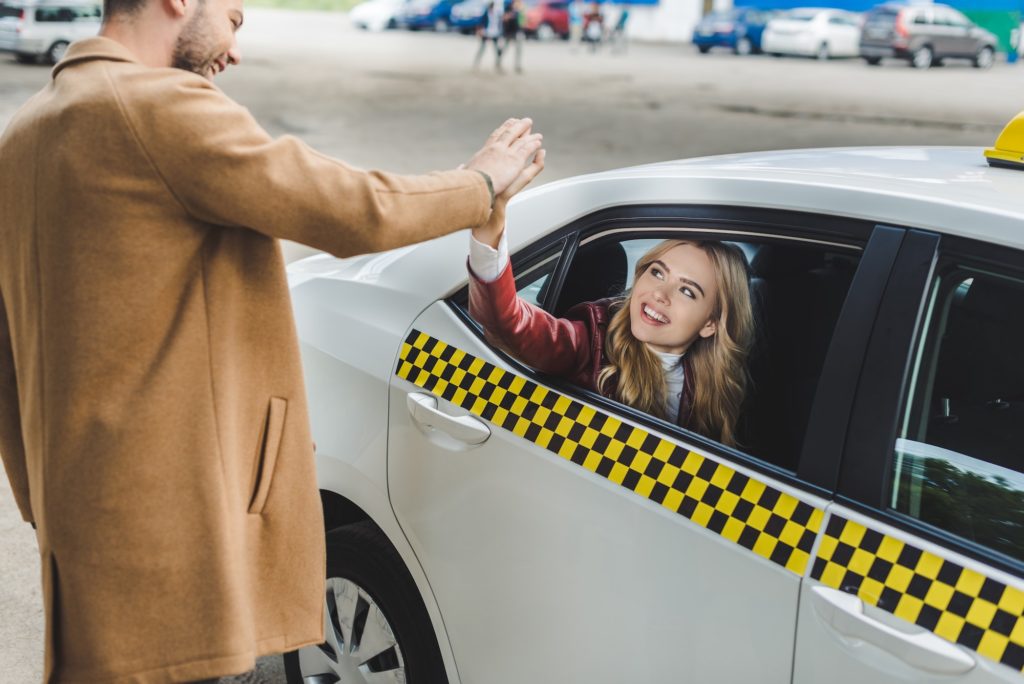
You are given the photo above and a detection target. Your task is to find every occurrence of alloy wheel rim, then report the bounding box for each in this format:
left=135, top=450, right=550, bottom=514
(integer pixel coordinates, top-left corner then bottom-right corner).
left=913, top=47, right=931, bottom=68
left=297, top=577, right=406, bottom=684
left=977, top=47, right=993, bottom=68
left=737, top=37, right=751, bottom=55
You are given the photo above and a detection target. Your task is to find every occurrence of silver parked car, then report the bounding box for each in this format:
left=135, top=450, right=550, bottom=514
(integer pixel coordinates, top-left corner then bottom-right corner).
left=0, top=0, right=100, bottom=64
left=860, top=2, right=997, bottom=68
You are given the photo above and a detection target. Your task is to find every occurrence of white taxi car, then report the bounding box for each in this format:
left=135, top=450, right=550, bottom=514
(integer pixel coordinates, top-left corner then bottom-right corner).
left=284, top=135, right=1024, bottom=683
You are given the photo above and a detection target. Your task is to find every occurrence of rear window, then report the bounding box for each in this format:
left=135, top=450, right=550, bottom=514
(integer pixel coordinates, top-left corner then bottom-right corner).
left=864, top=8, right=897, bottom=25
left=35, top=5, right=100, bottom=21
left=0, top=5, right=23, bottom=18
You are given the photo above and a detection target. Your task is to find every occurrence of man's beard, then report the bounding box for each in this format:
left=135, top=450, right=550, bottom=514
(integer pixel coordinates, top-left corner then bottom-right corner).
left=171, top=0, right=215, bottom=76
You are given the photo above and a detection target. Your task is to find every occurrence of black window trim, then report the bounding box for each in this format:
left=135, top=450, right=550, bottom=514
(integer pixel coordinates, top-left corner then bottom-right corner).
left=837, top=229, right=1024, bottom=579
left=447, top=203, right=885, bottom=495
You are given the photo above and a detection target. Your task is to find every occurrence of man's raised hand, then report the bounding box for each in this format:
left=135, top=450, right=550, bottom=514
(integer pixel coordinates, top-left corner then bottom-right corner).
left=464, top=118, right=544, bottom=197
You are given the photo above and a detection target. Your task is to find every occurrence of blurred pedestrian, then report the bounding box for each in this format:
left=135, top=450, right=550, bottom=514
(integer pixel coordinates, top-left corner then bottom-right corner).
left=568, top=0, right=584, bottom=51
left=499, top=0, right=525, bottom=73
left=0, top=0, right=544, bottom=681
left=608, top=5, right=629, bottom=53
left=583, top=1, right=604, bottom=52
left=474, top=0, right=504, bottom=71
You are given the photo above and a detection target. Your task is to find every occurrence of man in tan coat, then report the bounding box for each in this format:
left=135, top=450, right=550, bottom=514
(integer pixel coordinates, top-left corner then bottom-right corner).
left=0, top=0, right=545, bottom=680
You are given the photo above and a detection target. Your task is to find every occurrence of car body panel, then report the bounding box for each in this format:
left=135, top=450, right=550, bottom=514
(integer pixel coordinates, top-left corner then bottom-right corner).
left=388, top=302, right=827, bottom=682
left=349, top=0, right=408, bottom=32
left=794, top=504, right=1024, bottom=683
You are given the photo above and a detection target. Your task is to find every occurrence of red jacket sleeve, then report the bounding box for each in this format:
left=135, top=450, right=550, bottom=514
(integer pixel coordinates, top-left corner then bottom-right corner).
left=468, top=260, right=593, bottom=379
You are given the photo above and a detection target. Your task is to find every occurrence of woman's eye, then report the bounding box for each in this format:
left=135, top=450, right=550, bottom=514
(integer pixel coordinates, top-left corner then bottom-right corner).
left=650, top=267, right=663, bottom=280
left=680, top=287, right=696, bottom=299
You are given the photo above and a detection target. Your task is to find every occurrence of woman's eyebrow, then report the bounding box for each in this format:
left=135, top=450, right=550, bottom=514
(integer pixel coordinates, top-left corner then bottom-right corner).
left=652, top=259, right=706, bottom=297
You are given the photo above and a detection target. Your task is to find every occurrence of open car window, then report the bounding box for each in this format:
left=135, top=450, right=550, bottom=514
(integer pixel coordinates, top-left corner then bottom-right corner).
left=458, top=227, right=864, bottom=475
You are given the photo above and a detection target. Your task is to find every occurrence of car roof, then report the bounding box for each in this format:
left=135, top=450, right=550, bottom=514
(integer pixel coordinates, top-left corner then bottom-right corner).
left=289, top=146, right=1024, bottom=307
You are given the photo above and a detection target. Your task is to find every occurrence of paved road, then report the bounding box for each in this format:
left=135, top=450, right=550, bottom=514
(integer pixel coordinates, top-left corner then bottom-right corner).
left=0, top=8, right=1020, bottom=682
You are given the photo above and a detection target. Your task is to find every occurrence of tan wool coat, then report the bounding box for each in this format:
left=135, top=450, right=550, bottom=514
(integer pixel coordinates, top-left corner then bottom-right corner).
left=0, top=37, right=491, bottom=683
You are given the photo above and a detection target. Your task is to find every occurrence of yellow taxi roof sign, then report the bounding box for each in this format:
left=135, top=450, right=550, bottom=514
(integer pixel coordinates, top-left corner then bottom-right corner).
left=985, top=111, right=1024, bottom=170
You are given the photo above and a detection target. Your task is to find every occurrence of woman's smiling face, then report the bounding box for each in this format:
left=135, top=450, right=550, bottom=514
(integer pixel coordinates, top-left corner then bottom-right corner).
left=628, top=243, right=719, bottom=355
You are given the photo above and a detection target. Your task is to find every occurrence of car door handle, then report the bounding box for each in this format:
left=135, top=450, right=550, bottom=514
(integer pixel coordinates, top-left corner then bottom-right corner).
left=810, top=585, right=975, bottom=675
left=406, top=392, right=490, bottom=445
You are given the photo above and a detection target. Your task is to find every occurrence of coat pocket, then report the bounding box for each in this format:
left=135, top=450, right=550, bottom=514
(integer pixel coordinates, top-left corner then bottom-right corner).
left=248, top=396, right=288, bottom=515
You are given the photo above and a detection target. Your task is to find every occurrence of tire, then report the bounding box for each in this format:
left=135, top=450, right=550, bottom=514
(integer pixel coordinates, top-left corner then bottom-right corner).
left=734, top=36, right=752, bottom=55
left=284, top=522, right=448, bottom=684
left=46, top=40, right=69, bottom=65
left=535, top=22, right=556, bottom=41
left=433, top=17, right=448, bottom=31
left=815, top=42, right=829, bottom=60
left=863, top=56, right=882, bottom=66
left=697, top=44, right=711, bottom=54
left=911, top=44, right=933, bottom=69
left=974, top=45, right=994, bottom=69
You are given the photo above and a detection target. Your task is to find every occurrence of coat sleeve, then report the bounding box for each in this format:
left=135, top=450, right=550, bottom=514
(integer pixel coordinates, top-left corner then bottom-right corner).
left=468, top=260, right=593, bottom=378
left=0, top=288, right=31, bottom=524
left=115, top=70, right=492, bottom=258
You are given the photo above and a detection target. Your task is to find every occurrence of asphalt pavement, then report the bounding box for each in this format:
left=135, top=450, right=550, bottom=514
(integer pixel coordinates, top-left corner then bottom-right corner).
left=1, top=8, right=1022, bottom=682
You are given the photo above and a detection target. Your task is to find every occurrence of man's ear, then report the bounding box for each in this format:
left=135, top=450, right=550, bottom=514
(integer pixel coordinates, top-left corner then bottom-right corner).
left=166, top=0, right=190, bottom=19
left=698, top=319, right=717, bottom=339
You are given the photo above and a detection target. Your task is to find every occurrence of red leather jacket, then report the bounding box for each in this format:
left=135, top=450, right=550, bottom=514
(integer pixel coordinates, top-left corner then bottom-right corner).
left=468, top=261, right=695, bottom=427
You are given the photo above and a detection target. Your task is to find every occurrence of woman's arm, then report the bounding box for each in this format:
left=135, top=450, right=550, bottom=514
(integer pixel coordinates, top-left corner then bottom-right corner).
left=467, top=150, right=594, bottom=377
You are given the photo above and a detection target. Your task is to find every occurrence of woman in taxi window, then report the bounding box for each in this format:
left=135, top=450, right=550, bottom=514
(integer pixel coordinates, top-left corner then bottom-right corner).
left=468, top=153, right=754, bottom=447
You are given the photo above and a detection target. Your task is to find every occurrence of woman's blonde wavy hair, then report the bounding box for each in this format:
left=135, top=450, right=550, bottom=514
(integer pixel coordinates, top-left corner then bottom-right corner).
left=597, top=240, right=754, bottom=447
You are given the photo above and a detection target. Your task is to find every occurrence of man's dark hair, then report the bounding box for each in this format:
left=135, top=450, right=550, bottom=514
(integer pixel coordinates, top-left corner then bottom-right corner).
left=103, top=0, right=148, bottom=17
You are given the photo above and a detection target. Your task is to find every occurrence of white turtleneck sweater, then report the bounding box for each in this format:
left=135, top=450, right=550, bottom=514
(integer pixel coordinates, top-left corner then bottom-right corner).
left=470, top=234, right=686, bottom=419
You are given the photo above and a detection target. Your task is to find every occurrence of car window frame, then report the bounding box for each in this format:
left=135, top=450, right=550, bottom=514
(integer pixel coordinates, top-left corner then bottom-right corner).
left=448, top=203, right=890, bottom=497
left=836, top=229, right=1024, bottom=579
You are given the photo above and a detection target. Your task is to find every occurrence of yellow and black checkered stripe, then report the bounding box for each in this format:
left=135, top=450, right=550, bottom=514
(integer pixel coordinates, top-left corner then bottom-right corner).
left=812, top=515, right=1024, bottom=672
left=396, top=330, right=825, bottom=575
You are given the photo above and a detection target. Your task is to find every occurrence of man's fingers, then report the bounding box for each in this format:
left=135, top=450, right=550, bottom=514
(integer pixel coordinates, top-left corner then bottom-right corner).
left=486, top=117, right=519, bottom=145
left=495, top=117, right=533, bottom=145
left=499, top=149, right=546, bottom=198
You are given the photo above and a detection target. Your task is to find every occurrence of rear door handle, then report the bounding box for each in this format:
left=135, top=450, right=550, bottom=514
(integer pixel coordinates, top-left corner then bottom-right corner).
left=810, top=585, right=975, bottom=675
left=406, top=392, right=490, bottom=445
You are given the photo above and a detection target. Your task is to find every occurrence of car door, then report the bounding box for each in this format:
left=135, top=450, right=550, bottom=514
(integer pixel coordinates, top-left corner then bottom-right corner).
left=794, top=230, right=1024, bottom=683
left=387, top=207, right=890, bottom=683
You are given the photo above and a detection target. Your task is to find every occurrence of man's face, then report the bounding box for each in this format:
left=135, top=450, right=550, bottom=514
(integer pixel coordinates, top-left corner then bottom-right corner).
left=171, top=0, right=244, bottom=79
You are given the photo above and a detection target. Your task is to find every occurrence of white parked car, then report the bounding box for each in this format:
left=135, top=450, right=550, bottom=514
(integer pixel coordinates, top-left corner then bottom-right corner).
left=284, top=143, right=1024, bottom=684
left=0, top=0, right=99, bottom=64
left=348, top=0, right=408, bottom=31
left=762, top=7, right=862, bottom=59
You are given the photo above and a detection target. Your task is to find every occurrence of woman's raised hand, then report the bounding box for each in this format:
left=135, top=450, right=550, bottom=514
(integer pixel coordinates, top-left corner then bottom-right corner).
left=472, top=149, right=546, bottom=249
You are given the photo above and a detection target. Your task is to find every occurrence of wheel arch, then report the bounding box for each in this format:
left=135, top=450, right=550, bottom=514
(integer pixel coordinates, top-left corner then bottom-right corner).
left=315, top=485, right=463, bottom=684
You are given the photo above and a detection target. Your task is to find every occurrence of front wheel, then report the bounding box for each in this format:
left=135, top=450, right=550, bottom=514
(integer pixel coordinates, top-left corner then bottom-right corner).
left=734, top=36, right=752, bottom=55
left=974, top=45, right=994, bottom=69
left=285, top=522, right=448, bottom=684
left=863, top=56, right=882, bottom=66
left=536, top=21, right=556, bottom=41
left=815, top=42, right=829, bottom=60
left=433, top=17, right=448, bottom=31
left=697, top=44, right=711, bottom=54
left=46, top=40, right=69, bottom=64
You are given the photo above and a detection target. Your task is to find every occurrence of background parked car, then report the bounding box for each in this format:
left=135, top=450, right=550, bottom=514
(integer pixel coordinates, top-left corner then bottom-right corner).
left=762, top=7, right=862, bottom=59
left=693, top=7, right=775, bottom=55
left=522, top=0, right=569, bottom=40
left=396, top=0, right=465, bottom=31
left=349, top=0, right=409, bottom=31
left=449, top=0, right=488, bottom=33
left=0, top=0, right=100, bottom=64
left=860, top=3, right=997, bottom=68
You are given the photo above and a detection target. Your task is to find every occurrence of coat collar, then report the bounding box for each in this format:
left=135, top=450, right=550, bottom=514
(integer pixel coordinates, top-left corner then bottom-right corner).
left=52, top=37, right=141, bottom=79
